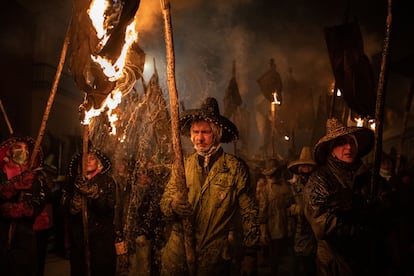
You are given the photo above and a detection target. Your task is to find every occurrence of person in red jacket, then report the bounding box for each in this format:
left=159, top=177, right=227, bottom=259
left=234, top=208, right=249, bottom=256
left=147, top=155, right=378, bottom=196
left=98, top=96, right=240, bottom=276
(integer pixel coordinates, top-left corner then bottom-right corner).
left=0, top=136, right=46, bottom=276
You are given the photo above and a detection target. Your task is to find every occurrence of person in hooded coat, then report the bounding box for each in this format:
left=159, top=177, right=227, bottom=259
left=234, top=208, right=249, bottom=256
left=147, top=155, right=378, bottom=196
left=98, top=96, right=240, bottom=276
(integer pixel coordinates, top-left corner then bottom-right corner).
left=287, top=146, right=317, bottom=276
left=303, top=118, right=390, bottom=276
left=62, top=148, right=116, bottom=276
left=159, top=97, right=260, bottom=276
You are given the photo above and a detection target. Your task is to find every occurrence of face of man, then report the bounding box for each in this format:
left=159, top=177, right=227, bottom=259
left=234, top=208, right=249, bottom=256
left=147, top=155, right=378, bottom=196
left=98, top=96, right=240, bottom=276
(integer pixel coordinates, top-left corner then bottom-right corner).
left=10, top=142, right=29, bottom=166
left=190, top=120, right=215, bottom=153
left=331, top=134, right=358, bottom=163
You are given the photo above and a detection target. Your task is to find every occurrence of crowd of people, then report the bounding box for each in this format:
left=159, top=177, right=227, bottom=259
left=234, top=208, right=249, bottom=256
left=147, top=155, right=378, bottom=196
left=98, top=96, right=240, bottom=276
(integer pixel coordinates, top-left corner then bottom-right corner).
left=1, top=97, right=414, bottom=276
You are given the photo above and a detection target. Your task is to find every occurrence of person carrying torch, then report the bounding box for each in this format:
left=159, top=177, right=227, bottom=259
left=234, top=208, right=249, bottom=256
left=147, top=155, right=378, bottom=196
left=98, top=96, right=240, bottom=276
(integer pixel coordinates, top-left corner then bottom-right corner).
left=61, top=147, right=117, bottom=276
left=159, top=97, right=260, bottom=276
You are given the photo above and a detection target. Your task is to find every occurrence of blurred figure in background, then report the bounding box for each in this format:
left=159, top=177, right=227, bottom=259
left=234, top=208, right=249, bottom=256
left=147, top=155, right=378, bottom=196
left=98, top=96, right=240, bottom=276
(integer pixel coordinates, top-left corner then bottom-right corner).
left=259, top=158, right=295, bottom=276
left=287, top=146, right=317, bottom=276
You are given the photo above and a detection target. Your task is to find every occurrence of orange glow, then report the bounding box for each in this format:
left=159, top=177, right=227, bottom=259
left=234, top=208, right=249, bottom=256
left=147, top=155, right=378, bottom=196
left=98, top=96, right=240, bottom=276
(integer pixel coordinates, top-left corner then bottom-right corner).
left=82, top=90, right=122, bottom=133
left=356, top=117, right=364, bottom=127
left=88, top=0, right=139, bottom=81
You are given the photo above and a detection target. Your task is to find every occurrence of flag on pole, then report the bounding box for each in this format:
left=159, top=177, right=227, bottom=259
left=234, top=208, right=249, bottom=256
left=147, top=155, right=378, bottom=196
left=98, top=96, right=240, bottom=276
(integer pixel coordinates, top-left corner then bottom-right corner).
left=257, top=58, right=283, bottom=103
left=324, top=19, right=376, bottom=117
left=223, top=60, right=242, bottom=119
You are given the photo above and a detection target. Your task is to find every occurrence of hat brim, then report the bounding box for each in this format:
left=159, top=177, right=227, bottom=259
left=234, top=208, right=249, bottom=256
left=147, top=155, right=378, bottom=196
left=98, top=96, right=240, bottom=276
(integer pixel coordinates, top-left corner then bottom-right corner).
left=287, top=159, right=317, bottom=174
left=179, top=109, right=239, bottom=143
left=314, top=126, right=374, bottom=165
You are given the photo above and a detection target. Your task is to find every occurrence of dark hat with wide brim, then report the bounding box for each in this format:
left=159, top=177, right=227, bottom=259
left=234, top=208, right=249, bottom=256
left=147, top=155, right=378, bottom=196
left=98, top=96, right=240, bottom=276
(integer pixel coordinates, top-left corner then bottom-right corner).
left=179, top=97, right=239, bottom=143
left=288, top=146, right=317, bottom=174
left=0, top=136, right=43, bottom=168
left=314, top=118, right=374, bottom=165
left=68, top=149, right=112, bottom=177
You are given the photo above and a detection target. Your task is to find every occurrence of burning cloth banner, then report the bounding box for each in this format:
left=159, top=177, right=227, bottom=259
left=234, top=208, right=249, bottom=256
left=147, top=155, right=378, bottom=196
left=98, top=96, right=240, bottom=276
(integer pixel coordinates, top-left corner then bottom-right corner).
left=68, top=0, right=145, bottom=110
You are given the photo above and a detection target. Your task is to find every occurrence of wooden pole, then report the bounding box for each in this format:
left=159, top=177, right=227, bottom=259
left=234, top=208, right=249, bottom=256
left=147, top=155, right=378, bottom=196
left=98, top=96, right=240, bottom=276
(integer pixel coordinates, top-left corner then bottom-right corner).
left=81, top=124, right=91, bottom=276
left=30, top=19, right=71, bottom=169
left=160, top=0, right=195, bottom=274
left=370, top=0, right=392, bottom=195
left=0, top=99, right=14, bottom=135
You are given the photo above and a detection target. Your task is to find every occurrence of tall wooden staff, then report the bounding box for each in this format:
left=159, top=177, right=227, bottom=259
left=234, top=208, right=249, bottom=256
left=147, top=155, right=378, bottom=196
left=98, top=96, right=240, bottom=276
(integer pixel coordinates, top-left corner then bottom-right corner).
left=160, top=0, right=195, bottom=274
left=29, top=20, right=71, bottom=168
left=370, top=0, right=392, bottom=195
left=81, top=123, right=91, bottom=276
left=0, top=99, right=14, bottom=135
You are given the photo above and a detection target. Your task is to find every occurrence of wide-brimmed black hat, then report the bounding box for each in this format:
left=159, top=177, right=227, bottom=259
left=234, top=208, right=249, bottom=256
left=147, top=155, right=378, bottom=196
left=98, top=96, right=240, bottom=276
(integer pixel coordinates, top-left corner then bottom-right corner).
left=0, top=135, right=43, bottom=168
left=314, top=118, right=374, bottom=165
left=179, top=97, right=239, bottom=143
left=288, top=146, right=317, bottom=174
left=68, top=149, right=112, bottom=177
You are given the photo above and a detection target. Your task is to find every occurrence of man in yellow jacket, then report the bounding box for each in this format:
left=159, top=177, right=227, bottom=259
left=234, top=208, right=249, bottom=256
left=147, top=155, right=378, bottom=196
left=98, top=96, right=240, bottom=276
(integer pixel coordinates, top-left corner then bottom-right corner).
left=160, top=97, right=260, bottom=276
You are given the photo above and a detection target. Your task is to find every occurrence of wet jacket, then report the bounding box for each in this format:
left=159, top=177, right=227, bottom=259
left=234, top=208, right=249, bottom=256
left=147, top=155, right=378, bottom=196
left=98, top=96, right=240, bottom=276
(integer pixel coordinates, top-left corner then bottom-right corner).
left=160, top=148, right=259, bottom=275
left=303, top=155, right=376, bottom=276
left=63, top=172, right=116, bottom=276
left=289, top=177, right=316, bottom=256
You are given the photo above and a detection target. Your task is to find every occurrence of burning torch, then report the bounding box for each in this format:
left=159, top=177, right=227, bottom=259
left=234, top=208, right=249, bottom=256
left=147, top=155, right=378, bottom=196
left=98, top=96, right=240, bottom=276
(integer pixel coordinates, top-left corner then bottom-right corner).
left=271, top=91, right=281, bottom=157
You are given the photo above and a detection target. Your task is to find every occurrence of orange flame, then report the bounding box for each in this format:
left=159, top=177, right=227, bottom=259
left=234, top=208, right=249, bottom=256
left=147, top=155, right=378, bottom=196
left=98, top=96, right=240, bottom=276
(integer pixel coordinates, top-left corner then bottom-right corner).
left=356, top=117, right=364, bottom=127
left=82, top=90, right=122, bottom=132
left=88, top=0, right=138, bottom=81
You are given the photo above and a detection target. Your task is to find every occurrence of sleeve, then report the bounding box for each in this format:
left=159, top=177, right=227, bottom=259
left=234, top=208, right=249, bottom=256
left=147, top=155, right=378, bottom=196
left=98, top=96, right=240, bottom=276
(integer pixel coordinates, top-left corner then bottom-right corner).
left=160, top=169, right=179, bottom=218
left=236, top=161, right=260, bottom=250
left=0, top=181, right=18, bottom=199
left=0, top=171, right=46, bottom=219
left=303, top=173, right=368, bottom=241
left=89, top=175, right=115, bottom=215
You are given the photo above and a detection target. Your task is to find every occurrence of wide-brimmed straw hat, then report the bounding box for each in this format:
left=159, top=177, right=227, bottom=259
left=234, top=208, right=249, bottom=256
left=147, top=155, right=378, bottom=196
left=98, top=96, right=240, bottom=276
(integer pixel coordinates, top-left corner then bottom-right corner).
left=179, top=97, right=239, bottom=143
left=0, top=135, right=43, bottom=168
left=68, top=148, right=112, bottom=177
left=288, top=146, right=317, bottom=174
left=314, top=118, right=374, bottom=165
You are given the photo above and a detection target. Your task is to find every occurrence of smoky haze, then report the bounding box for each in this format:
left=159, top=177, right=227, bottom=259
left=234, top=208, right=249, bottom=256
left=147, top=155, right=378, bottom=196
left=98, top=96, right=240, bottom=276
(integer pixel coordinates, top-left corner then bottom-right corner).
left=132, top=0, right=387, bottom=159
left=3, top=0, right=409, bottom=163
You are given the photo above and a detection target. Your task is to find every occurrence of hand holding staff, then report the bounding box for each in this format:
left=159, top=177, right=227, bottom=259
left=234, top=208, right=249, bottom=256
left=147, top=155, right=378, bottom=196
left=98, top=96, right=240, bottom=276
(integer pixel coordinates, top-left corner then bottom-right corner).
left=160, top=0, right=196, bottom=274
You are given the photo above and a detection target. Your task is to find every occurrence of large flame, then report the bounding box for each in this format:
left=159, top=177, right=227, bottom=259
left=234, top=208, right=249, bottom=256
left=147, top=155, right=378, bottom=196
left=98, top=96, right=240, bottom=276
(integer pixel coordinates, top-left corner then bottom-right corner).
left=88, top=0, right=138, bottom=81
left=81, top=0, right=140, bottom=136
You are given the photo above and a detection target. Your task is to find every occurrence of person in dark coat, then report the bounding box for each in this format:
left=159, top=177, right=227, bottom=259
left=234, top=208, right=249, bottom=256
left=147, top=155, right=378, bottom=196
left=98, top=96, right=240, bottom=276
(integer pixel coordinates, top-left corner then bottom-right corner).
left=303, top=118, right=389, bottom=276
left=259, top=158, right=295, bottom=276
left=0, top=136, right=46, bottom=276
left=287, top=146, right=317, bottom=276
left=62, top=148, right=116, bottom=276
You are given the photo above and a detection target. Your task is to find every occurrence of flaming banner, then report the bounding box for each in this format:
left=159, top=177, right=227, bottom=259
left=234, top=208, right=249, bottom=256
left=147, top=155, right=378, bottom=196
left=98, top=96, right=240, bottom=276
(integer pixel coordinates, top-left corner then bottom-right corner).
left=69, top=0, right=145, bottom=111
left=68, top=1, right=145, bottom=275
